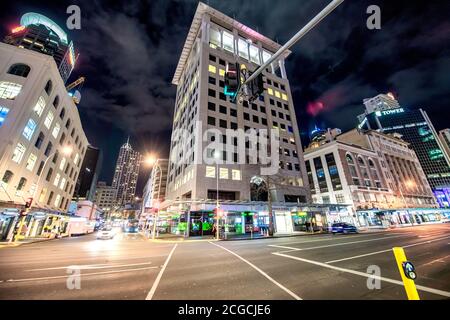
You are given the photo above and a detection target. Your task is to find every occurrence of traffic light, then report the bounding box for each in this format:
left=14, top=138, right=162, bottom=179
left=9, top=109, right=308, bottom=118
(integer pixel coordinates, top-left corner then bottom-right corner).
left=248, top=73, right=265, bottom=102
left=224, top=62, right=240, bottom=98
left=24, top=197, right=33, bottom=209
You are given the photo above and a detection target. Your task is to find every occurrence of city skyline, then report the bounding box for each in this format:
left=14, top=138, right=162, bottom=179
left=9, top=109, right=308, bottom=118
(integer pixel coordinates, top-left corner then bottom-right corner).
left=1, top=0, right=449, bottom=190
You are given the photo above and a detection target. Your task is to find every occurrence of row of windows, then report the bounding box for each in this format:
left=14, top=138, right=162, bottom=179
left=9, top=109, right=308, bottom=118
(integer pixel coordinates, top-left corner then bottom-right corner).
left=205, top=166, right=241, bottom=180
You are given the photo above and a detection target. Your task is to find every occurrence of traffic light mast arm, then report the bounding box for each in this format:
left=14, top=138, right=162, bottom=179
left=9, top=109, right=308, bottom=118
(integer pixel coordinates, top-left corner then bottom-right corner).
left=242, top=0, right=344, bottom=88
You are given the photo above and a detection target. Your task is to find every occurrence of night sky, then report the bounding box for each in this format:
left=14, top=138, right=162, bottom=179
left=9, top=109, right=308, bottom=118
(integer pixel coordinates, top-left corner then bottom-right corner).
left=2, top=0, right=450, bottom=196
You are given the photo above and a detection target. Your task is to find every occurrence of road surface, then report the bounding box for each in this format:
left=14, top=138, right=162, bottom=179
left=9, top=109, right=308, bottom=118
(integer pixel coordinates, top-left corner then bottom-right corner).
left=0, top=224, right=449, bottom=300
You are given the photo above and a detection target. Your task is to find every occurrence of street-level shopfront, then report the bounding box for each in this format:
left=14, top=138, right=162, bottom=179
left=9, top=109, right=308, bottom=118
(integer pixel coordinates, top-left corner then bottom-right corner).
left=152, top=201, right=352, bottom=238
left=356, top=208, right=450, bottom=228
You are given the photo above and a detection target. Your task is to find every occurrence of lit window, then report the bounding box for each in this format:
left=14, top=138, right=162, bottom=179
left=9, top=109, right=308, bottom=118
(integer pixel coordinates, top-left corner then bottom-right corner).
left=267, top=88, right=274, bottom=95
left=208, top=65, right=217, bottom=74
left=12, top=143, right=26, bottom=163
left=33, top=96, right=46, bottom=117
left=219, top=69, right=225, bottom=77
left=53, top=173, right=61, bottom=187
left=59, top=158, right=66, bottom=171
left=262, top=51, right=272, bottom=64
left=26, top=153, right=37, bottom=171
left=39, top=188, right=47, bottom=203
left=0, top=81, right=22, bottom=100
left=0, top=106, right=10, bottom=127
left=222, top=31, right=234, bottom=53
left=54, top=194, right=61, bottom=207
left=249, top=44, right=260, bottom=64
left=219, top=168, right=229, bottom=179
left=281, top=93, right=288, bottom=101
left=206, top=166, right=216, bottom=178
left=52, top=123, right=61, bottom=139
left=74, top=153, right=80, bottom=165
left=209, top=28, right=221, bottom=48
left=238, top=39, right=249, bottom=60
left=232, top=169, right=241, bottom=181
left=59, top=177, right=66, bottom=190
left=22, top=118, right=37, bottom=140
left=275, top=90, right=281, bottom=98
left=44, top=111, right=54, bottom=129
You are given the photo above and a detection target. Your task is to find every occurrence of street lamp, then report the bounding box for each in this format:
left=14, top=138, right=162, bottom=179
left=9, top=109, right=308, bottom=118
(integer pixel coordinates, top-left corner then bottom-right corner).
left=398, top=179, right=417, bottom=226
left=13, top=145, right=73, bottom=242
left=214, top=151, right=221, bottom=240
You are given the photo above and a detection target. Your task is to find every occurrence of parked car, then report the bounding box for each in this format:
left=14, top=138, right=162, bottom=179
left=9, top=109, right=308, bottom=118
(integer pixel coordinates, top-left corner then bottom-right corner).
left=331, top=223, right=358, bottom=234
left=96, top=226, right=115, bottom=239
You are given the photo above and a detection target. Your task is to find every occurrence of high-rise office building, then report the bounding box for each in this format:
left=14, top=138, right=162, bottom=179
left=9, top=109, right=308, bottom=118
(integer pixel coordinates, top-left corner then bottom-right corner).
left=73, top=145, right=102, bottom=201
left=358, top=93, right=450, bottom=202
left=439, top=129, right=450, bottom=159
left=166, top=2, right=309, bottom=203
left=4, top=13, right=77, bottom=83
left=112, top=139, right=141, bottom=206
left=95, top=181, right=116, bottom=214
left=0, top=42, right=88, bottom=212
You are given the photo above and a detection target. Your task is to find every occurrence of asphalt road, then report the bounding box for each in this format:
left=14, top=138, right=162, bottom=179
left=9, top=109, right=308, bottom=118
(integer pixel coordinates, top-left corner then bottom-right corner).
left=0, top=224, right=449, bottom=300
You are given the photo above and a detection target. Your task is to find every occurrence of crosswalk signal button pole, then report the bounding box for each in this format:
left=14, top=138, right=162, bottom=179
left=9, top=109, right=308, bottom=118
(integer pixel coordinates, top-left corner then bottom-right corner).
left=392, top=247, right=420, bottom=300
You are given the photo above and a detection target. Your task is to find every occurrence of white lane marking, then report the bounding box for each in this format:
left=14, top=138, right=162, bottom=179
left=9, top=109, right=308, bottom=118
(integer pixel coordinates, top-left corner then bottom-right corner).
left=326, top=235, right=450, bottom=264
left=2, top=266, right=158, bottom=283
left=272, top=251, right=450, bottom=298
left=269, top=234, right=407, bottom=251
left=210, top=241, right=302, bottom=300
left=26, top=261, right=153, bottom=271
left=270, top=232, right=410, bottom=247
left=145, top=244, right=177, bottom=300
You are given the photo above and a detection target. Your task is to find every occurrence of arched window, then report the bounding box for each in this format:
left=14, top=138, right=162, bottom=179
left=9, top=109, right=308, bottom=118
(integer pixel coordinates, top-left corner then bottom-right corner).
left=7, top=63, right=31, bottom=78
left=52, top=95, right=59, bottom=108
left=59, top=108, right=66, bottom=120
left=368, top=159, right=375, bottom=168
left=2, top=170, right=14, bottom=184
left=357, top=157, right=365, bottom=166
left=345, top=154, right=354, bottom=164
left=17, top=177, right=27, bottom=191
left=44, top=80, right=52, bottom=95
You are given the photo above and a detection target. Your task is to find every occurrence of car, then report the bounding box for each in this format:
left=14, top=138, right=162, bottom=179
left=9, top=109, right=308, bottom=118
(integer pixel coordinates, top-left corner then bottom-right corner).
left=331, top=222, right=358, bottom=234
left=96, top=227, right=115, bottom=239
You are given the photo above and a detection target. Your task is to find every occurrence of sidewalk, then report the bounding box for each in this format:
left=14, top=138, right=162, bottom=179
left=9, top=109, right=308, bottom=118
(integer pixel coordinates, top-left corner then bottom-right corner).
left=0, top=235, right=65, bottom=248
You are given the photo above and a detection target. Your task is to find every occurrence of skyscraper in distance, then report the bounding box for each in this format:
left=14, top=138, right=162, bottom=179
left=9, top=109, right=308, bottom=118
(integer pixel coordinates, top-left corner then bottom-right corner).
left=112, top=139, right=141, bottom=206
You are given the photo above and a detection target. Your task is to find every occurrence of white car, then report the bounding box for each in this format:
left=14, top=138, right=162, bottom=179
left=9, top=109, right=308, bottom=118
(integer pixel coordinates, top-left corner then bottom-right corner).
left=96, top=227, right=115, bottom=240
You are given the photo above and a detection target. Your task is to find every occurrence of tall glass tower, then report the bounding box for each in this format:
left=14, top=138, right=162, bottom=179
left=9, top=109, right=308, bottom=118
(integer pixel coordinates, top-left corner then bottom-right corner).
left=358, top=94, right=450, bottom=205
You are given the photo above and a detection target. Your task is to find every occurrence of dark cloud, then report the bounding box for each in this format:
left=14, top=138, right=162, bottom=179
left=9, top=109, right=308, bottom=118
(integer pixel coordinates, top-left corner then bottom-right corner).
left=1, top=0, right=450, bottom=192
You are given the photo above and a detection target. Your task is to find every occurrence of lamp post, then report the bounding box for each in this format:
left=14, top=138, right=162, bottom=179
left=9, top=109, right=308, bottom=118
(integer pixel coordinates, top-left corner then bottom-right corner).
left=13, top=145, right=73, bottom=242
left=214, top=151, right=220, bottom=240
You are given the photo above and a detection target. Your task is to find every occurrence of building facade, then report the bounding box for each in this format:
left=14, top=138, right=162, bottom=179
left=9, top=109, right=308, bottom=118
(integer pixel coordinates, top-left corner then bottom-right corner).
left=112, top=140, right=141, bottom=206
left=74, top=145, right=102, bottom=201
left=166, top=2, right=309, bottom=205
left=337, top=129, right=437, bottom=208
left=0, top=42, right=88, bottom=213
left=305, top=139, right=390, bottom=225
left=4, top=13, right=77, bottom=83
left=358, top=94, right=450, bottom=202
left=95, top=181, right=116, bottom=214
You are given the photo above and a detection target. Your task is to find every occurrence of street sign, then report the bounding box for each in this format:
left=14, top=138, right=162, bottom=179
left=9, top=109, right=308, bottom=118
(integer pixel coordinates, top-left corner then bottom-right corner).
left=402, top=261, right=417, bottom=280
